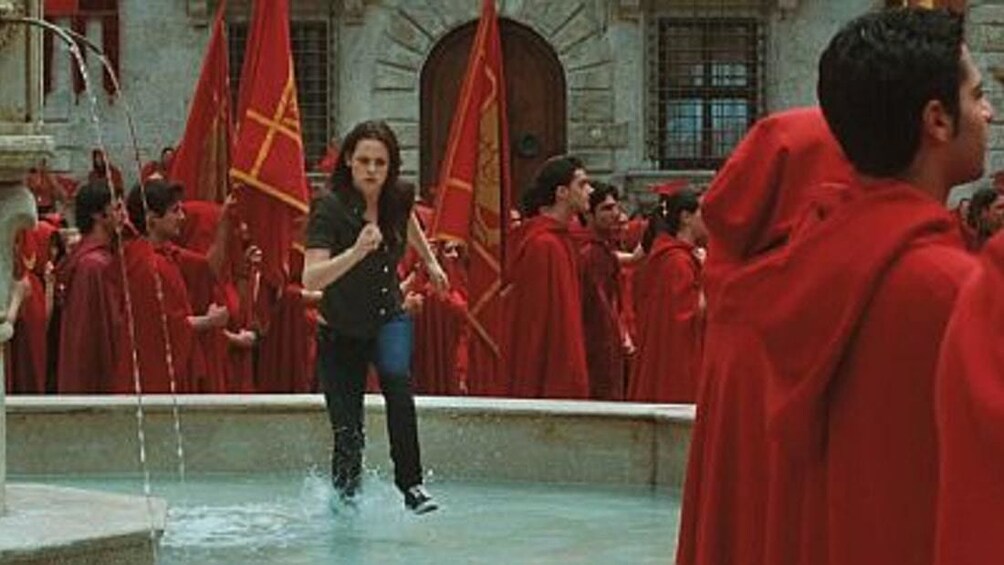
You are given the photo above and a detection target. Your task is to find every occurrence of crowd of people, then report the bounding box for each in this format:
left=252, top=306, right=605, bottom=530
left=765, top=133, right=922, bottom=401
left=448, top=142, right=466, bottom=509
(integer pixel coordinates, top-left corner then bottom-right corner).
left=6, top=1, right=1004, bottom=550
left=2, top=131, right=711, bottom=406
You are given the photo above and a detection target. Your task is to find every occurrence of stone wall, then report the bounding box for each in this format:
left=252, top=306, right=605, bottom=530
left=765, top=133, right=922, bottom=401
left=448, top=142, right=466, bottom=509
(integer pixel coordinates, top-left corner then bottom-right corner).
left=969, top=0, right=1004, bottom=190
left=36, top=0, right=1004, bottom=201
left=344, top=0, right=631, bottom=178
left=41, top=0, right=205, bottom=181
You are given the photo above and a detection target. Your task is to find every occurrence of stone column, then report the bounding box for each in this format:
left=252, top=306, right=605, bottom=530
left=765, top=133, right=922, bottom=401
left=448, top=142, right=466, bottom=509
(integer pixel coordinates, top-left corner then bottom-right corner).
left=0, top=0, right=53, bottom=513
left=0, top=186, right=36, bottom=513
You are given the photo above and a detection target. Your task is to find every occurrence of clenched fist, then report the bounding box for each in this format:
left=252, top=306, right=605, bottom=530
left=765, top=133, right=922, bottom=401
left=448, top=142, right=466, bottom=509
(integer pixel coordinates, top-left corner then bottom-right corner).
left=353, top=222, right=383, bottom=257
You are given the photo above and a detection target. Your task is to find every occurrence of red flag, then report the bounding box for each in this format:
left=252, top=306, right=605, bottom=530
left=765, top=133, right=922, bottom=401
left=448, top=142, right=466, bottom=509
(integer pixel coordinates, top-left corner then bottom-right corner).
left=229, top=0, right=309, bottom=288
left=44, top=0, right=78, bottom=16
left=170, top=0, right=232, bottom=203
left=430, top=0, right=511, bottom=392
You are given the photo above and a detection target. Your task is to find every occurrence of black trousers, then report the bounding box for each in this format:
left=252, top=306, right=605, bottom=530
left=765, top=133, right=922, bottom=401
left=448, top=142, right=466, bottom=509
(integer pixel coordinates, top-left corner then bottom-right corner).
left=316, top=315, right=423, bottom=495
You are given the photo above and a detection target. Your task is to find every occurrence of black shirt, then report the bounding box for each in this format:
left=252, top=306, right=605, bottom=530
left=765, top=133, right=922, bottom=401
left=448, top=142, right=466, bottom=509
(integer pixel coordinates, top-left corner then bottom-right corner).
left=305, top=189, right=409, bottom=338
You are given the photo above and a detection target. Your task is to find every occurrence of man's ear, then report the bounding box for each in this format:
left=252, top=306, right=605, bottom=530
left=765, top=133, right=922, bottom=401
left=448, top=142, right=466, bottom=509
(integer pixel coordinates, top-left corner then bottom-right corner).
left=921, top=98, right=955, bottom=143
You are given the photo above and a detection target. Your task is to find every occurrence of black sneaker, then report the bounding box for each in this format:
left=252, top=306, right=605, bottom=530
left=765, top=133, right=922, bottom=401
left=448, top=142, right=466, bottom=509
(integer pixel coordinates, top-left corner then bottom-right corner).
left=403, top=485, right=439, bottom=515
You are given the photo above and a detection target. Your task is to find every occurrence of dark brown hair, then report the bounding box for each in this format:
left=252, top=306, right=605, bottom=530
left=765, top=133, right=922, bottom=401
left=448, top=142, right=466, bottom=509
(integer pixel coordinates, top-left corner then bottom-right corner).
left=330, top=120, right=412, bottom=248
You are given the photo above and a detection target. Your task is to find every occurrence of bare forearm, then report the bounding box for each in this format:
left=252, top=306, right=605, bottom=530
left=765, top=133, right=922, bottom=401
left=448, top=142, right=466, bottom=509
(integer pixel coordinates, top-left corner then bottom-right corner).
left=205, top=216, right=232, bottom=278
left=303, top=247, right=364, bottom=291
left=407, top=213, right=440, bottom=269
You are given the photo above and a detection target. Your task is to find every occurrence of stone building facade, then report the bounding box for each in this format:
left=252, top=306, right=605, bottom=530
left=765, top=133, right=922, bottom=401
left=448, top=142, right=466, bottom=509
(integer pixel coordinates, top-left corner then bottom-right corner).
left=38, top=0, right=1004, bottom=206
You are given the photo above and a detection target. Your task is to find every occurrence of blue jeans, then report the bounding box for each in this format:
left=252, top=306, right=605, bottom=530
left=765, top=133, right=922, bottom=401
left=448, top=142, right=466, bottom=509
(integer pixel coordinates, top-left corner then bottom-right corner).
left=316, top=314, right=423, bottom=495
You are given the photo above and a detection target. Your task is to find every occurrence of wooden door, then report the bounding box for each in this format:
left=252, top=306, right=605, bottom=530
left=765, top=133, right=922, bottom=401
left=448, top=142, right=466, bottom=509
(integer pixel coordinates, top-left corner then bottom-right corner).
left=420, top=19, right=566, bottom=207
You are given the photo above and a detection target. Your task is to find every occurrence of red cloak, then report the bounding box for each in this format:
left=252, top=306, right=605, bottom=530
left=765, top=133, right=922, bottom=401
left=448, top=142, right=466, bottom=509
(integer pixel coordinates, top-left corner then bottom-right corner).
left=935, top=232, right=1004, bottom=565
left=579, top=231, right=625, bottom=400
left=220, top=280, right=255, bottom=393
left=256, top=249, right=316, bottom=393
left=503, top=215, right=588, bottom=399
left=627, top=233, right=701, bottom=403
left=733, top=182, right=973, bottom=565
left=119, top=238, right=202, bottom=393
left=410, top=248, right=469, bottom=396
left=164, top=242, right=226, bottom=393
left=9, top=223, right=58, bottom=393
left=676, top=107, right=851, bottom=565
left=174, top=204, right=231, bottom=393
left=56, top=236, right=125, bottom=393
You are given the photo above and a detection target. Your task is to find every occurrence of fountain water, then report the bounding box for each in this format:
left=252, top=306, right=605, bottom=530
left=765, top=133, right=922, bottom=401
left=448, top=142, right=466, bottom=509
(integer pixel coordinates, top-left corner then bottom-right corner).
left=0, top=1, right=166, bottom=562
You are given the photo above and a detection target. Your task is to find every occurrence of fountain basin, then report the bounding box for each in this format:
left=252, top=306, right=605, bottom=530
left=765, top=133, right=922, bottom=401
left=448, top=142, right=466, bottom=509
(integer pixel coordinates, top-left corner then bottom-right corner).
left=4, top=396, right=692, bottom=563
left=5, top=395, right=694, bottom=488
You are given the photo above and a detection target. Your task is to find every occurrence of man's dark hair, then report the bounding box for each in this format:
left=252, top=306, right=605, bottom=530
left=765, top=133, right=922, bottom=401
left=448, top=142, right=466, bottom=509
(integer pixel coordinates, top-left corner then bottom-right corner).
left=588, top=181, right=620, bottom=213
left=126, top=180, right=183, bottom=235
left=642, top=189, right=700, bottom=252
left=817, top=8, right=965, bottom=176
left=520, top=155, right=584, bottom=217
left=75, top=180, right=112, bottom=235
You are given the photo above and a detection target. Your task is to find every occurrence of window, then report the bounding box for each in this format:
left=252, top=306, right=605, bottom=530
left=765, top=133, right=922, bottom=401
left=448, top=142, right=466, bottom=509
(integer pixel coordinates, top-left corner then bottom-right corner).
left=648, top=18, right=764, bottom=169
left=228, top=21, right=330, bottom=164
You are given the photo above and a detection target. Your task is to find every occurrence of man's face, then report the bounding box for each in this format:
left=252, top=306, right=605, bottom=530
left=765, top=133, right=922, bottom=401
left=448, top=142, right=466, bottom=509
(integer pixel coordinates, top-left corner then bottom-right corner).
left=589, top=194, right=621, bottom=233
left=563, top=168, right=593, bottom=214
left=947, top=45, right=994, bottom=185
left=149, top=200, right=185, bottom=240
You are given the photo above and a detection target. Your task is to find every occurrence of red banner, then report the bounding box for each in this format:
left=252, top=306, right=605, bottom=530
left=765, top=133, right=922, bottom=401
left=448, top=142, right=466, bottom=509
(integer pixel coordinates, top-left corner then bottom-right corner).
left=170, top=0, right=232, bottom=203
left=431, top=0, right=511, bottom=390
left=229, top=0, right=309, bottom=288
left=44, top=0, right=78, bottom=16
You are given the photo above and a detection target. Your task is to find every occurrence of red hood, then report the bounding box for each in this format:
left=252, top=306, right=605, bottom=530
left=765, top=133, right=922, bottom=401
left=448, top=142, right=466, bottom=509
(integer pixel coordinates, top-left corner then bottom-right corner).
left=703, top=107, right=854, bottom=303
left=505, top=215, right=569, bottom=282
left=724, top=180, right=959, bottom=454
left=178, top=200, right=222, bottom=254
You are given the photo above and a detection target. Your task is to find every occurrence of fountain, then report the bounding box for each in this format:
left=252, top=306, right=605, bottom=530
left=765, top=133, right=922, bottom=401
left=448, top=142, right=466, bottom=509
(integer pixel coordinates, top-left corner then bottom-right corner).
left=0, top=1, right=166, bottom=563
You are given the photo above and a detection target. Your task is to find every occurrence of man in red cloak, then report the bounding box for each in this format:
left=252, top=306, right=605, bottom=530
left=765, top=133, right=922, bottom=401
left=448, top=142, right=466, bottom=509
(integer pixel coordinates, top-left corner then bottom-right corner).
left=628, top=183, right=706, bottom=403
left=121, top=180, right=229, bottom=393
left=678, top=10, right=989, bottom=565
left=87, top=149, right=124, bottom=195
left=57, top=180, right=127, bottom=393
left=141, top=146, right=175, bottom=182
left=579, top=181, right=629, bottom=400
left=504, top=155, right=592, bottom=399
left=9, top=219, right=60, bottom=393
left=935, top=231, right=1004, bottom=565
left=173, top=197, right=239, bottom=392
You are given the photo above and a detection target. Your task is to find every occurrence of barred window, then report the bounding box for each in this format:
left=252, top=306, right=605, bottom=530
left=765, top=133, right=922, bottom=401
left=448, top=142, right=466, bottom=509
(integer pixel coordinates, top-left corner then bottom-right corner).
left=228, top=21, right=330, bottom=164
left=648, top=18, right=764, bottom=170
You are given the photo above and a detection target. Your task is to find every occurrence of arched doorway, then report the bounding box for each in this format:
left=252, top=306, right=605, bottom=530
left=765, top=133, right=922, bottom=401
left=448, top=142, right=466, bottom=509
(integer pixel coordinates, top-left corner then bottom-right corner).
left=420, top=19, right=566, bottom=206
